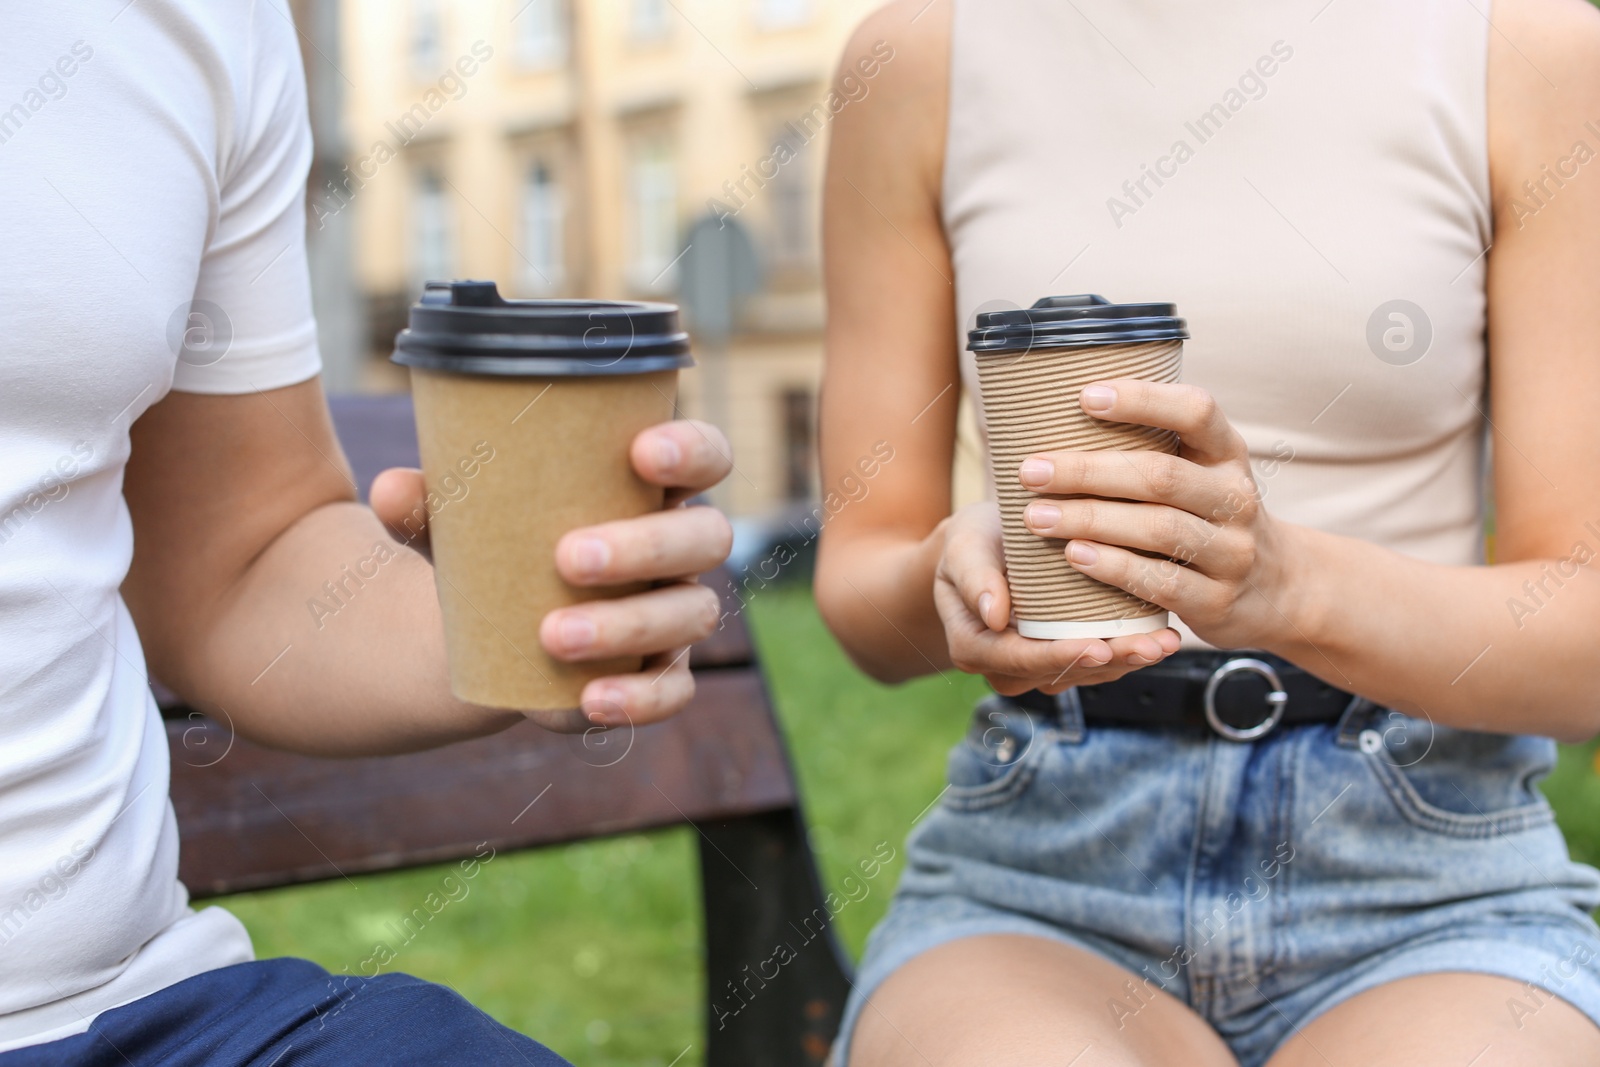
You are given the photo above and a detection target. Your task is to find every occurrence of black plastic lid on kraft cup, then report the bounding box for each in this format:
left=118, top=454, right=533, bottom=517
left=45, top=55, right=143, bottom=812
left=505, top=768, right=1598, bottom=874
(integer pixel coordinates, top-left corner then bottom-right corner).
left=967, top=294, right=1187, bottom=354
left=392, top=280, right=695, bottom=376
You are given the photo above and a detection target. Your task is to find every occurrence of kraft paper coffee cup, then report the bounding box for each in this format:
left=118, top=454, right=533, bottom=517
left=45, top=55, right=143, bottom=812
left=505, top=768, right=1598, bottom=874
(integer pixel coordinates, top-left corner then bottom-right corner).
left=968, top=295, right=1187, bottom=640
left=393, top=280, right=693, bottom=711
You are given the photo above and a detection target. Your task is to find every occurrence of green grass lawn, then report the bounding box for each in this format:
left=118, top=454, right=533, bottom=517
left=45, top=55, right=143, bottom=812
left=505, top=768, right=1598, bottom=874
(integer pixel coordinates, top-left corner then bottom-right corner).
left=1546, top=738, right=1600, bottom=870
left=222, top=583, right=1600, bottom=1066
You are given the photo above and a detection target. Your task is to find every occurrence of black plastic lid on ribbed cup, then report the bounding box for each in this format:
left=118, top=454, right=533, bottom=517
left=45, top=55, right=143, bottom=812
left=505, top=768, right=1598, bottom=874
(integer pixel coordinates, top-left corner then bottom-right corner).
left=392, top=280, right=695, bottom=376
left=967, top=294, right=1188, bottom=354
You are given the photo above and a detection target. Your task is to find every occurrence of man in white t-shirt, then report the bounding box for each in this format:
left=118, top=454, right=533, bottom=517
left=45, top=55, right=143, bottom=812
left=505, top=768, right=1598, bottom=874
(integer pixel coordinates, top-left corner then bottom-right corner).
left=0, top=5, right=731, bottom=1063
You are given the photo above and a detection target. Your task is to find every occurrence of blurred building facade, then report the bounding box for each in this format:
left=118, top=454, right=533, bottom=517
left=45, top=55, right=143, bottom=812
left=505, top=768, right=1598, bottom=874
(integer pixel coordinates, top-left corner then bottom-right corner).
left=290, top=0, right=367, bottom=392
left=329, top=0, right=900, bottom=516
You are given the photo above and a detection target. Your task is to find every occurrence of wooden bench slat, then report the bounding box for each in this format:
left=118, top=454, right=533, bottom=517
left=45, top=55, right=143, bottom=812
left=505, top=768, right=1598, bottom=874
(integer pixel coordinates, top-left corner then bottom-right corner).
left=170, top=668, right=793, bottom=898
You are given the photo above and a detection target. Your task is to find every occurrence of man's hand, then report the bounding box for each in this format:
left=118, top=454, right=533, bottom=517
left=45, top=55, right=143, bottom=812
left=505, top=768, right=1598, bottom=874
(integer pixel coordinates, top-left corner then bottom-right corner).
left=369, top=419, right=735, bottom=730
left=125, top=380, right=736, bottom=754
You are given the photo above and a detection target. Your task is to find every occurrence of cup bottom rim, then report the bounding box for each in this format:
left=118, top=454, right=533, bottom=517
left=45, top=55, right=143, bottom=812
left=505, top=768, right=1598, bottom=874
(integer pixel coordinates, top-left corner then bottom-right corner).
left=1016, top=613, right=1170, bottom=640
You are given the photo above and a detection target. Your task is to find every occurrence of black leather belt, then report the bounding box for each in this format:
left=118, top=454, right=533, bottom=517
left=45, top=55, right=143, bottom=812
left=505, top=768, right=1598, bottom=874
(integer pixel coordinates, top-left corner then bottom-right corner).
left=1011, top=651, right=1358, bottom=742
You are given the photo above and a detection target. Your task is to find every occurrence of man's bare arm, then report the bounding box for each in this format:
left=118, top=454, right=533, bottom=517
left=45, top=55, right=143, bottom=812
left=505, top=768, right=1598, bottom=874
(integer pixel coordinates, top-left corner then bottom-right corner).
left=122, top=378, right=731, bottom=756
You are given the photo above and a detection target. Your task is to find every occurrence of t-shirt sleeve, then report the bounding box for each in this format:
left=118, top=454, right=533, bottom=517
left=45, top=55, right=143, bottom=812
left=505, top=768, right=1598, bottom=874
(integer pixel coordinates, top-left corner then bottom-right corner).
left=171, top=0, right=321, bottom=394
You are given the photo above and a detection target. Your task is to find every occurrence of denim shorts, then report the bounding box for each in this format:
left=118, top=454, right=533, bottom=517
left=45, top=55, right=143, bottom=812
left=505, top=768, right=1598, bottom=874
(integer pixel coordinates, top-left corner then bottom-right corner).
left=836, top=691, right=1600, bottom=1066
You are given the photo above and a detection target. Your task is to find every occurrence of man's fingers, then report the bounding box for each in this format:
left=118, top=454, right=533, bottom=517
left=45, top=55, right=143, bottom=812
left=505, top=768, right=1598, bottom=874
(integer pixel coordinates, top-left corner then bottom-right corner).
left=369, top=467, right=430, bottom=547
left=577, top=648, right=696, bottom=728
left=1079, top=380, right=1245, bottom=462
left=520, top=706, right=592, bottom=734
left=556, top=505, right=732, bottom=586
left=631, top=420, right=734, bottom=494
left=541, top=582, right=720, bottom=663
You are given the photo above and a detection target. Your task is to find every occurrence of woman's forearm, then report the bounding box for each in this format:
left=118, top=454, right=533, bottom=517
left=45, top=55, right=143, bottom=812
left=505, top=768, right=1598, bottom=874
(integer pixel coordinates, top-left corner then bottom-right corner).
left=1270, top=522, right=1600, bottom=740
left=816, top=524, right=952, bottom=684
left=819, top=475, right=1600, bottom=741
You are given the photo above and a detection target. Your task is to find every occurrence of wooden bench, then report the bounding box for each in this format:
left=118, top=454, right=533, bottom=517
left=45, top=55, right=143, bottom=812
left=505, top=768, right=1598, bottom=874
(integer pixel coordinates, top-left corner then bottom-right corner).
left=162, top=394, right=853, bottom=1066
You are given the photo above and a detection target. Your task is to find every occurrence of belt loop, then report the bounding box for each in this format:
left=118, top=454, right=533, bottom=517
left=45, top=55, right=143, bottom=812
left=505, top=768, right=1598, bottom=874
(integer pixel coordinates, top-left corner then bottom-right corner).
left=1335, top=695, right=1376, bottom=747
left=1056, top=688, right=1087, bottom=745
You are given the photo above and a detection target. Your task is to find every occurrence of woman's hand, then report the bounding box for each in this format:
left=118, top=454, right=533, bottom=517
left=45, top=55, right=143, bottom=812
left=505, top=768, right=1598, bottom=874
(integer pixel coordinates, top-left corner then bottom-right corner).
left=1020, top=381, right=1301, bottom=651
left=933, top=501, right=1182, bottom=696
left=372, top=419, right=734, bottom=730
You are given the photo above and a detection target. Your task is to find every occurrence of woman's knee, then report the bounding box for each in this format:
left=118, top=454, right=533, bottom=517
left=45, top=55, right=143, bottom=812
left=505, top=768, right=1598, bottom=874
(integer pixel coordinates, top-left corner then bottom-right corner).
left=848, top=934, right=1236, bottom=1067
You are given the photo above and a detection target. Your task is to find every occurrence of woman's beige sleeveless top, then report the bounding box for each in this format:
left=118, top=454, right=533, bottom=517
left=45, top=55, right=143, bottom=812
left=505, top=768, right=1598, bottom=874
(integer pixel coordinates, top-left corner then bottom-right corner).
left=947, top=0, right=1492, bottom=569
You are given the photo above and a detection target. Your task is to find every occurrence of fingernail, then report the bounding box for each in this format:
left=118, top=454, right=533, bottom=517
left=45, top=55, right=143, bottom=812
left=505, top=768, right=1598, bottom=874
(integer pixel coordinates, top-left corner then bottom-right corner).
left=1081, top=386, right=1116, bottom=412
left=1025, top=502, right=1061, bottom=529
left=558, top=614, right=597, bottom=653
left=1127, top=654, right=1151, bottom=667
left=1086, top=647, right=1112, bottom=665
left=978, top=591, right=995, bottom=625
left=571, top=537, right=611, bottom=577
left=585, top=686, right=627, bottom=725
left=1019, top=458, right=1053, bottom=488
left=651, top=435, right=683, bottom=473
left=1068, top=541, right=1098, bottom=565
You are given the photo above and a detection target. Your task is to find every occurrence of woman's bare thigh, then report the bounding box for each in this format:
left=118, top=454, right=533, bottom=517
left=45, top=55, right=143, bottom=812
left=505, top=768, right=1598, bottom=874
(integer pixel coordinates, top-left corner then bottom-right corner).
left=1266, top=973, right=1600, bottom=1067
left=847, top=933, right=1239, bottom=1067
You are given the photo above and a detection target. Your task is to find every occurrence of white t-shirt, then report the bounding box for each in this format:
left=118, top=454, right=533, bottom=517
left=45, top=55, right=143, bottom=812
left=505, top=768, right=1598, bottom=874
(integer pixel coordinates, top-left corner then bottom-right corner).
left=0, top=2, right=322, bottom=1050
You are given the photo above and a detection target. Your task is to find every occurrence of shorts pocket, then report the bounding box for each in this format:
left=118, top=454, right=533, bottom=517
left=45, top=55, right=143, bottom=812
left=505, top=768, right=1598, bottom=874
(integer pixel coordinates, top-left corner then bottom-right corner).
left=1359, top=711, right=1557, bottom=838
left=942, top=698, right=1056, bottom=812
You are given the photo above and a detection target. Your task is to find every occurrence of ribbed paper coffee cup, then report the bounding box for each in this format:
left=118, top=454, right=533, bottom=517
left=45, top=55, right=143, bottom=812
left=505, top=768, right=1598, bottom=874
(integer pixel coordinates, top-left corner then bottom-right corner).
left=394, top=281, right=693, bottom=711
left=969, top=295, right=1186, bottom=640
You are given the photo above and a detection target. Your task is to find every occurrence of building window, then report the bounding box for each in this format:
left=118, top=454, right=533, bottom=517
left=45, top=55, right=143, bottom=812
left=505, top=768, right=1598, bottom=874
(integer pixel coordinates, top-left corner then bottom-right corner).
left=410, top=0, right=444, bottom=78
left=630, top=0, right=671, bottom=40
left=518, top=162, right=564, bottom=293
left=412, top=169, right=453, bottom=286
left=754, top=0, right=811, bottom=30
left=629, top=135, right=679, bottom=292
left=514, top=0, right=566, bottom=69
left=781, top=388, right=815, bottom=500
left=768, top=125, right=812, bottom=265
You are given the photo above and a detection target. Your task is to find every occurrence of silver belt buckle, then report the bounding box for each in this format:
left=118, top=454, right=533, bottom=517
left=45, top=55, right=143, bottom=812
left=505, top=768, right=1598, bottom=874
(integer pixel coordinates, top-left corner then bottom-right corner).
left=1203, top=657, right=1288, bottom=742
